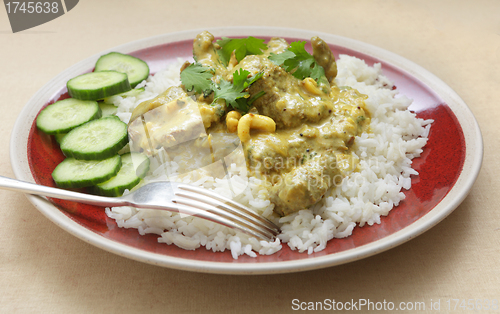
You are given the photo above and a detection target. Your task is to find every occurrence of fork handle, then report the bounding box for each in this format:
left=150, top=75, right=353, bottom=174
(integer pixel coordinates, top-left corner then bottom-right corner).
left=0, top=175, right=127, bottom=208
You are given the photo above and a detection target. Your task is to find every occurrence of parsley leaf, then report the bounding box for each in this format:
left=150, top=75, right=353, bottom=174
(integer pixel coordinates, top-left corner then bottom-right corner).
left=179, top=61, right=264, bottom=113
left=266, top=50, right=294, bottom=66
left=233, top=68, right=263, bottom=91
left=269, top=41, right=327, bottom=81
left=180, top=63, right=213, bottom=95
left=310, top=62, right=327, bottom=82
left=213, top=79, right=243, bottom=108
left=216, top=37, right=268, bottom=65
left=213, top=69, right=263, bottom=112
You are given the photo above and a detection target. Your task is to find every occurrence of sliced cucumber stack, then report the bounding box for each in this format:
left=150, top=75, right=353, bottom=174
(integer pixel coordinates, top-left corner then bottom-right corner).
left=67, top=71, right=131, bottom=101
left=36, top=98, right=101, bottom=134
left=92, top=153, right=150, bottom=196
left=43, top=52, right=152, bottom=194
left=52, top=155, right=122, bottom=188
left=95, top=52, right=150, bottom=88
left=60, top=116, right=128, bottom=160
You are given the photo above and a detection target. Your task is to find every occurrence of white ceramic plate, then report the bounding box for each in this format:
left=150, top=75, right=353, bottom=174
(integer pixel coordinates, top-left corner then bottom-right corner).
left=10, top=27, right=482, bottom=274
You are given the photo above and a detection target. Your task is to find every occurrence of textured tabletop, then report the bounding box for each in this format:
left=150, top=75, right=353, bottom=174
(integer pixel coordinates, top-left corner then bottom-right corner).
left=0, top=1, right=498, bottom=313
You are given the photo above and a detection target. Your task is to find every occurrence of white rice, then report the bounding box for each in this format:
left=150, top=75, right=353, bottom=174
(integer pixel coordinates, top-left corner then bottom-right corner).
left=105, top=54, right=432, bottom=259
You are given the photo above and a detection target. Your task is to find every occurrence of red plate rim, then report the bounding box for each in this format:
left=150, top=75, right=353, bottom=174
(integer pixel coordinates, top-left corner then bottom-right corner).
left=10, top=27, right=483, bottom=274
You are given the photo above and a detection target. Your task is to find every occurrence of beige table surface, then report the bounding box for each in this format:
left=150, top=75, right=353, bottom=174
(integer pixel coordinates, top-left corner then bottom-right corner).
left=0, top=0, right=498, bottom=313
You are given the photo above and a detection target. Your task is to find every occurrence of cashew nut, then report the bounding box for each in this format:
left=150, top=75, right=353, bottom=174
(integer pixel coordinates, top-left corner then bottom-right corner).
left=301, top=77, right=323, bottom=96
left=237, top=113, right=276, bottom=142
left=226, top=110, right=242, bottom=133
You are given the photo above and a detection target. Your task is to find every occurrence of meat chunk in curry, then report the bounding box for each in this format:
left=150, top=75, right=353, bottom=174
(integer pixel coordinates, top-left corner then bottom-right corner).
left=128, top=31, right=370, bottom=216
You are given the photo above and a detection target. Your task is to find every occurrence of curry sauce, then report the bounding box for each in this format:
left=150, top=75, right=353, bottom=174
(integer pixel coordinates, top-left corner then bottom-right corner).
left=128, top=31, right=371, bottom=216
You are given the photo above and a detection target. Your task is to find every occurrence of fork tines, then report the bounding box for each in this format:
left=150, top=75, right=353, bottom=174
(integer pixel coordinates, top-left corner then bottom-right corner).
left=172, top=184, right=280, bottom=241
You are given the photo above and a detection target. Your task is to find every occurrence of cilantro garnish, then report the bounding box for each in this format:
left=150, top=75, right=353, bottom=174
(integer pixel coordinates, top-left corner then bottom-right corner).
left=216, top=36, right=268, bottom=65
left=180, top=63, right=213, bottom=95
left=180, top=62, right=263, bottom=113
left=213, top=69, right=263, bottom=112
left=180, top=36, right=269, bottom=113
left=269, top=41, right=327, bottom=82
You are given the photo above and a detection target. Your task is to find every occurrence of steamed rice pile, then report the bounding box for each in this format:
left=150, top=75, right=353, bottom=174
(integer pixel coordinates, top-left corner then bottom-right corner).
left=105, top=54, right=432, bottom=259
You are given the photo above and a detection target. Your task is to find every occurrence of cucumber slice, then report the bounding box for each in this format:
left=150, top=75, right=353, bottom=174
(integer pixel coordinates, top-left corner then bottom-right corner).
left=92, top=153, right=150, bottom=196
left=95, top=52, right=150, bottom=88
left=60, top=116, right=128, bottom=160
left=36, top=98, right=101, bottom=135
left=52, top=155, right=121, bottom=188
left=119, top=87, right=145, bottom=97
left=67, top=71, right=131, bottom=101
left=98, top=102, right=118, bottom=117
left=54, top=133, right=66, bottom=144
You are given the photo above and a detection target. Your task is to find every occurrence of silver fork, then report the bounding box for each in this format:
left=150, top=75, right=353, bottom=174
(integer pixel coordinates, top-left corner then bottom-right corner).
left=0, top=176, right=280, bottom=241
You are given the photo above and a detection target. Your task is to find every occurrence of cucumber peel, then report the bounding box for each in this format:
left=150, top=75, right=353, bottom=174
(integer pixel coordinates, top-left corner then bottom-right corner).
left=52, top=155, right=122, bottom=189
left=67, top=71, right=131, bottom=101
left=92, top=153, right=150, bottom=196
left=60, top=116, right=128, bottom=160
left=36, top=98, right=101, bottom=135
left=95, top=52, right=150, bottom=88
